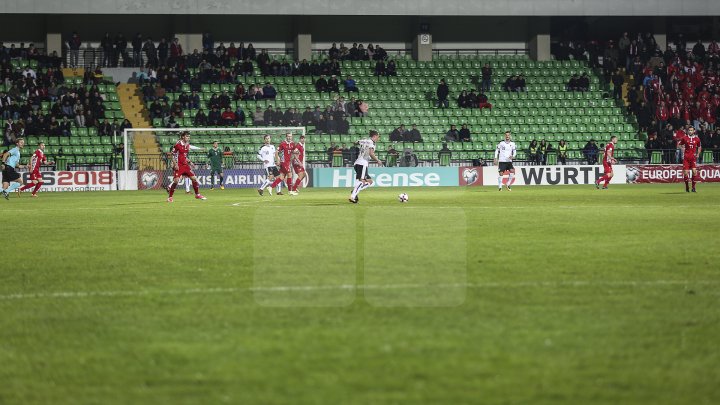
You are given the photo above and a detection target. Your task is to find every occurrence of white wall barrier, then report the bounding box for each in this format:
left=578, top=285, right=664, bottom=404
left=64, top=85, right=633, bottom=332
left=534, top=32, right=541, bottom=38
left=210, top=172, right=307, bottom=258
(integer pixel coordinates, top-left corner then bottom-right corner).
left=118, top=170, right=138, bottom=190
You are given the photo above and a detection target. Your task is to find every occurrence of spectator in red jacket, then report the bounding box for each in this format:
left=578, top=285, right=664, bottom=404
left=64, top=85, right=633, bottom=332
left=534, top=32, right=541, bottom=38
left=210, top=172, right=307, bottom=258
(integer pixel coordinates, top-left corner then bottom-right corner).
left=221, top=107, right=236, bottom=127
left=477, top=92, right=492, bottom=110
left=227, top=43, right=238, bottom=59
left=703, top=104, right=717, bottom=129
left=655, top=101, right=669, bottom=130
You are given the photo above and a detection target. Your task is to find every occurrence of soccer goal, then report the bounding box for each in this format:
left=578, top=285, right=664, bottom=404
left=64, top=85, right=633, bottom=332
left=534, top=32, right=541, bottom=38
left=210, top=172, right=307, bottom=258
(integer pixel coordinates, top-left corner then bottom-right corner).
left=122, top=127, right=307, bottom=191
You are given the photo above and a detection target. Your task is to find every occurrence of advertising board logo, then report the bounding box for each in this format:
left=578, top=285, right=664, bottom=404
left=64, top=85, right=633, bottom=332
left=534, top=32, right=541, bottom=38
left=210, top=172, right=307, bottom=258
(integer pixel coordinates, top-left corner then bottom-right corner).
left=520, top=166, right=604, bottom=185
left=141, top=171, right=159, bottom=189
left=625, top=164, right=720, bottom=183
left=315, top=167, right=459, bottom=187
left=14, top=170, right=115, bottom=191
left=626, top=166, right=641, bottom=183
left=462, top=168, right=478, bottom=185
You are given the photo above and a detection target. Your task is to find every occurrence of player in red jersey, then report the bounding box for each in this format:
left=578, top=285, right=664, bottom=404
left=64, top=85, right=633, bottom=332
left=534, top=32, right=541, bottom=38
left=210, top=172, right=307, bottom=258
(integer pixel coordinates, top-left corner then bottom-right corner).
left=289, top=135, right=306, bottom=196
left=268, top=132, right=294, bottom=195
left=166, top=131, right=207, bottom=202
left=19, top=142, right=54, bottom=197
left=595, top=135, right=617, bottom=189
left=677, top=126, right=702, bottom=192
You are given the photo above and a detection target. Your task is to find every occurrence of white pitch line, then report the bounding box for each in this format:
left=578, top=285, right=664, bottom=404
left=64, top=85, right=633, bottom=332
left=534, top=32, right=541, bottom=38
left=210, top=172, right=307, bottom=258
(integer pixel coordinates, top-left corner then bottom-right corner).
left=0, top=280, right=716, bottom=301
left=231, top=203, right=720, bottom=209
left=230, top=200, right=271, bottom=206
left=6, top=199, right=720, bottom=211
left=5, top=205, right=210, bottom=212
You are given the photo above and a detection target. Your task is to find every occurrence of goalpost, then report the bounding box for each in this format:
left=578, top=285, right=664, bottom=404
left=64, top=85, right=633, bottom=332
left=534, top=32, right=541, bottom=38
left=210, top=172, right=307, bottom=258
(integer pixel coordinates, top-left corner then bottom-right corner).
left=122, top=127, right=307, bottom=191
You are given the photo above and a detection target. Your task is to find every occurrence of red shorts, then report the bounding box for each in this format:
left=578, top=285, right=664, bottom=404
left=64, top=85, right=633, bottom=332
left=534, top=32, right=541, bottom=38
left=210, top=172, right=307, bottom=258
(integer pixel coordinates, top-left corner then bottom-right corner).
left=174, top=165, right=195, bottom=179
left=292, top=164, right=305, bottom=174
left=683, top=158, right=697, bottom=171
left=603, top=163, right=613, bottom=174
left=280, top=164, right=292, bottom=175
left=29, top=170, right=42, bottom=181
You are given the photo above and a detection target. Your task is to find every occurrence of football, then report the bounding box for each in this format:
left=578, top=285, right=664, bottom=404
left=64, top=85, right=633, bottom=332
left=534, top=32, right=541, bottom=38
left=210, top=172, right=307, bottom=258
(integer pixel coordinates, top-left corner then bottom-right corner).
left=398, top=193, right=409, bottom=203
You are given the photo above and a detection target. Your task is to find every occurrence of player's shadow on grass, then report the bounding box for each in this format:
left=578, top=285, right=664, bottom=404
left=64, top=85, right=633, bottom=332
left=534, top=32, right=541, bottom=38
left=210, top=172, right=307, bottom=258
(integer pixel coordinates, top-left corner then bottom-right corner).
left=467, top=188, right=494, bottom=192
left=110, top=202, right=168, bottom=206
left=658, top=192, right=693, bottom=195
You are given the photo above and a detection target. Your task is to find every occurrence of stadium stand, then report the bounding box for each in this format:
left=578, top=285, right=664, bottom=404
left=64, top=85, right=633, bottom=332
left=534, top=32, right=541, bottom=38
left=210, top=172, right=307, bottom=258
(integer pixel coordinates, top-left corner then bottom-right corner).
left=1, top=39, right=649, bottom=169
left=1, top=53, right=123, bottom=170
left=142, top=51, right=643, bottom=166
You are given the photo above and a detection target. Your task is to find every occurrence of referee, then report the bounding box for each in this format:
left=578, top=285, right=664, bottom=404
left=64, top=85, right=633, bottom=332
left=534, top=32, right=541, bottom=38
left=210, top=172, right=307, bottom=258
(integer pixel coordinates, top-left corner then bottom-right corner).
left=2, top=138, right=27, bottom=199
left=494, top=131, right=517, bottom=191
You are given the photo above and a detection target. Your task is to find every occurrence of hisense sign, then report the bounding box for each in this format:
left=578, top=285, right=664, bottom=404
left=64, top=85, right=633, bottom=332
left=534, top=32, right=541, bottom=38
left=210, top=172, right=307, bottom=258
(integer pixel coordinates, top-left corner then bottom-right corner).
left=313, top=168, right=459, bottom=188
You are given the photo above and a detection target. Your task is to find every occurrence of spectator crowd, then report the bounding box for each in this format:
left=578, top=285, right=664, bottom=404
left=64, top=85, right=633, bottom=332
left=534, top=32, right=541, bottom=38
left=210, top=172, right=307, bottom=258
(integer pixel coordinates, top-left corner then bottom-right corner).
left=1, top=52, right=131, bottom=147
left=553, top=31, right=720, bottom=163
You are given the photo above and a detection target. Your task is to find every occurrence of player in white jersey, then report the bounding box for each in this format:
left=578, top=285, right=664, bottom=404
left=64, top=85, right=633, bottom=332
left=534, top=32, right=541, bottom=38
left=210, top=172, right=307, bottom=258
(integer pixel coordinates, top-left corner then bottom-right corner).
left=349, top=130, right=383, bottom=203
left=256, top=134, right=280, bottom=196
left=494, top=131, right=517, bottom=191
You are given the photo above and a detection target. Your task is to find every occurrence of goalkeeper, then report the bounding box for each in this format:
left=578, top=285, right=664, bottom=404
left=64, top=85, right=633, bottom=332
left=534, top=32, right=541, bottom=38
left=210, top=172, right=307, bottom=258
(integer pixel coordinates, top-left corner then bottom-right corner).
left=207, top=141, right=225, bottom=190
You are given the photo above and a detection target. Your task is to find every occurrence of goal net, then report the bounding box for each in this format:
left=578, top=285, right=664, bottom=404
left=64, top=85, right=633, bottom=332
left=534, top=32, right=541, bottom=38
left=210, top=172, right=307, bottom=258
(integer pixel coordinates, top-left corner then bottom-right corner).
left=122, top=127, right=307, bottom=191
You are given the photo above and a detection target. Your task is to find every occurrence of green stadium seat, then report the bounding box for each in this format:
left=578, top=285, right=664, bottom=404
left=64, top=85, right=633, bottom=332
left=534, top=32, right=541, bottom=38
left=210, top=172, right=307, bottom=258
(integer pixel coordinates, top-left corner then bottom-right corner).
left=702, top=150, right=713, bottom=164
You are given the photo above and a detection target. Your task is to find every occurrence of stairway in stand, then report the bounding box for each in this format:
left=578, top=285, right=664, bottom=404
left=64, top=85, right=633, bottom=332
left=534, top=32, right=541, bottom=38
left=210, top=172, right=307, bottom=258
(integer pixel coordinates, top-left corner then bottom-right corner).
left=118, top=84, right=162, bottom=169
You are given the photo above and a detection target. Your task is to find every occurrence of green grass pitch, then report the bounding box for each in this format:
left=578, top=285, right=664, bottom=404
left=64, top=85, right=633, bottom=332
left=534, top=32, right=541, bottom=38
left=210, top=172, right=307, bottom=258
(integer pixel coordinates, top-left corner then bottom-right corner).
left=1, top=184, right=719, bottom=404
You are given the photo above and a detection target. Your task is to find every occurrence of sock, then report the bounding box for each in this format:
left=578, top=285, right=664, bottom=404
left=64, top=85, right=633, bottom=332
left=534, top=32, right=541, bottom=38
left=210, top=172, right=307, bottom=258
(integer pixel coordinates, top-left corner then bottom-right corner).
left=168, top=182, right=177, bottom=197
left=192, top=180, right=199, bottom=195
left=211, top=174, right=215, bottom=186
left=351, top=180, right=363, bottom=199
left=259, top=179, right=270, bottom=190
left=498, top=175, right=503, bottom=188
left=294, top=178, right=302, bottom=191
left=507, top=174, right=514, bottom=187
left=219, top=175, right=224, bottom=186
left=604, top=177, right=610, bottom=187
left=32, top=182, right=42, bottom=194
left=20, top=183, right=35, bottom=191
left=5, top=182, right=21, bottom=193
left=359, top=182, right=371, bottom=191
left=597, top=175, right=606, bottom=184
left=276, top=184, right=282, bottom=193
left=270, top=177, right=282, bottom=188
left=691, top=174, right=696, bottom=189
